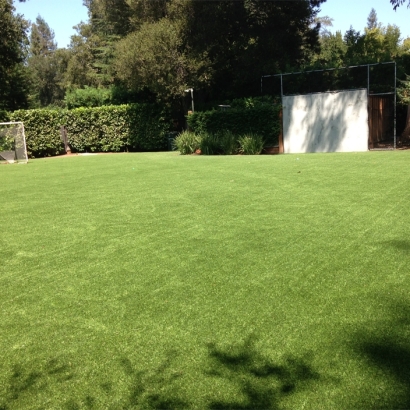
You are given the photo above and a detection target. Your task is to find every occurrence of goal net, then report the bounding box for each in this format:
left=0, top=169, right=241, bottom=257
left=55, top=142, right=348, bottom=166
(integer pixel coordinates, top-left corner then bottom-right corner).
left=0, top=122, right=28, bottom=164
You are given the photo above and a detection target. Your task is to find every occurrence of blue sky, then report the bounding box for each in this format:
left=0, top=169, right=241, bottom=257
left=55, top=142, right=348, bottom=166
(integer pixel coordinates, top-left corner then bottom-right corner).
left=13, top=0, right=410, bottom=49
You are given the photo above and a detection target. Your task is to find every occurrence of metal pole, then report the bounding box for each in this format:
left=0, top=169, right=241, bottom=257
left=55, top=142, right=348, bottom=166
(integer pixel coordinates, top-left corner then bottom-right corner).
left=394, top=61, right=397, bottom=149
left=191, top=89, right=194, bottom=113
left=367, top=65, right=370, bottom=95
left=261, top=76, right=263, bottom=94
left=280, top=74, right=283, bottom=100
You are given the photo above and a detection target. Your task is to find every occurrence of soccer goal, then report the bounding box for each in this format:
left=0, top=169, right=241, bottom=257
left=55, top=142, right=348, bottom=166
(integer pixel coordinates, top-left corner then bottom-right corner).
left=0, top=122, right=28, bottom=164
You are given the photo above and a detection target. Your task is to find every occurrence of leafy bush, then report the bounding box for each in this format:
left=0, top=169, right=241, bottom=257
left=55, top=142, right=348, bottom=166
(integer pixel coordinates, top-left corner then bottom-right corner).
left=173, top=131, right=201, bottom=155
left=0, top=110, right=9, bottom=122
left=9, top=109, right=65, bottom=157
left=10, top=103, right=170, bottom=158
left=238, top=134, right=265, bottom=155
left=187, top=102, right=281, bottom=146
left=228, top=95, right=278, bottom=109
left=64, top=87, right=112, bottom=109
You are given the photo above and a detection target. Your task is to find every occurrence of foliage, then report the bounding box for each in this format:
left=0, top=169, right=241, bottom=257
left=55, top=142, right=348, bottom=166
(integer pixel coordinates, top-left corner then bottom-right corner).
left=0, top=110, right=9, bottom=122
left=0, top=0, right=29, bottom=111
left=183, top=0, right=325, bottom=100
left=187, top=102, right=281, bottom=146
left=398, top=75, right=410, bottom=105
left=238, top=133, right=265, bottom=155
left=199, top=133, right=223, bottom=155
left=217, top=130, right=239, bottom=155
left=9, top=104, right=170, bottom=157
left=398, top=75, right=410, bottom=141
left=111, top=0, right=325, bottom=102
left=173, top=131, right=201, bottom=155
left=311, top=31, right=347, bottom=68
left=114, top=18, right=211, bottom=103
left=9, top=108, right=64, bottom=157
left=195, top=130, right=240, bottom=155
left=27, top=16, right=67, bottom=108
left=64, top=22, right=98, bottom=89
left=390, top=0, right=410, bottom=10
left=64, top=87, right=112, bottom=109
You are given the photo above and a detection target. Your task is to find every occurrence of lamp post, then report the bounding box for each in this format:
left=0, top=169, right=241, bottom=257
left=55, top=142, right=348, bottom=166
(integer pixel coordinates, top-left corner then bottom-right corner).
left=184, top=88, right=194, bottom=113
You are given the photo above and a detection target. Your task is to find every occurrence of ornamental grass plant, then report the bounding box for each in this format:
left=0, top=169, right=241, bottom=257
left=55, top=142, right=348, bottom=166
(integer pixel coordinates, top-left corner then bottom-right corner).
left=238, top=133, right=265, bottom=155
left=173, top=130, right=201, bottom=154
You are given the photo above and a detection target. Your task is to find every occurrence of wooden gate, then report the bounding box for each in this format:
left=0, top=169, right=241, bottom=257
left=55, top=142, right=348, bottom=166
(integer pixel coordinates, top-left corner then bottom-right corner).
left=368, top=95, right=394, bottom=149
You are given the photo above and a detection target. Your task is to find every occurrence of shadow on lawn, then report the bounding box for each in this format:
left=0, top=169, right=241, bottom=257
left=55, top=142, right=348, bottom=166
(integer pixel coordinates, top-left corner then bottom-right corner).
left=204, top=335, right=320, bottom=409
left=0, top=357, right=75, bottom=410
left=0, top=338, right=320, bottom=409
left=352, top=299, right=410, bottom=409
left=117, top=351, right=188, bottom=409
left=382, top=239, right=410, bottom=253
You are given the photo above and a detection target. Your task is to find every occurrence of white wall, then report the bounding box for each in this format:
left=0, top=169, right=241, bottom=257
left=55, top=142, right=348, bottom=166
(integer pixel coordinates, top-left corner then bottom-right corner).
left=282, top=89, right=368, bottom=153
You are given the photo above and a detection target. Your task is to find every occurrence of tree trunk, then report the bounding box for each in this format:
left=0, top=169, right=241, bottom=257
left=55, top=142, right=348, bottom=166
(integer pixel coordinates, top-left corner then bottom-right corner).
left=402, top=104, right=410, bottom=143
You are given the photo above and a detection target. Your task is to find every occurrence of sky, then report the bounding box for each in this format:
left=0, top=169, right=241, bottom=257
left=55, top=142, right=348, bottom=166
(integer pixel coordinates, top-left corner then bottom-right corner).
left=13, top=0, right=88, bottom=48
left=13, top=0, right=410, bottom=49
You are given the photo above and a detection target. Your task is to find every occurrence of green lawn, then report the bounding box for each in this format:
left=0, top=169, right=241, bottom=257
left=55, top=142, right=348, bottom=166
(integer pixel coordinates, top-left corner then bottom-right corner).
left=1, top=151, right=410, bottom=409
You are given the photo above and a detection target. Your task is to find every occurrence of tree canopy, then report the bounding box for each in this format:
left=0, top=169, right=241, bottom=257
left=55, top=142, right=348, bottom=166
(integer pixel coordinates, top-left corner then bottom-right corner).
left=113, top=0, right=326, bottom=101
left=390, top=0, right=410, bottom=10
left=0, top=0, right=30, bottom=111
left=2, top=0, right=410, bottom=113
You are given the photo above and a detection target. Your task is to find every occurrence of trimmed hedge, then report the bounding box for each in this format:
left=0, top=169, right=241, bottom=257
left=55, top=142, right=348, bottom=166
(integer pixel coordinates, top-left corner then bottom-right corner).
left=9, top=104, right=170, bottom=158
left=187, top=104, right=281, bottom=146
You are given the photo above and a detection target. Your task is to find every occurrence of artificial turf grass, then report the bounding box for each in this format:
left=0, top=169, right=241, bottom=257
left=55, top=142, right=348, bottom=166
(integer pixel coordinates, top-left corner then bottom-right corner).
left=1, top=152, right=410, bottom=408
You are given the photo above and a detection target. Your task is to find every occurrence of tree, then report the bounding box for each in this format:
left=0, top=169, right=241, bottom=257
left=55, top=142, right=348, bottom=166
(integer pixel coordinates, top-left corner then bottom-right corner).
left=183, top=0, right=326, bottom=99
left=398, top=75, right=410, bottom=141
left=114, top=18, right=211, bottom=102
left=311, top=31, right=347, bottom=68
left=314, top=15, right=334, bottom=36
left=64, top=22, right=97, bottom=89
left=0, top=0, right=29, bottom=110
left=367, top=8, right=378, bottom=29
left=115, top=0, right=325, bottom=101
left=27, top=15, right=66, bottom=106
left=390, top=0, right=410, bottom=10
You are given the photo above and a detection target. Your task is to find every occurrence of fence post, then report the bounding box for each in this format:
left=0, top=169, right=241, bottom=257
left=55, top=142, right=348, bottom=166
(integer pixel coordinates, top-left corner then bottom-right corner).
left=279, top=109, right=284, bottom=154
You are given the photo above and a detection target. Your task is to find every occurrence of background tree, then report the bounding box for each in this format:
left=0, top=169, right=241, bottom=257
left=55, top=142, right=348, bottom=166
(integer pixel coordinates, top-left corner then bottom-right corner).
left=390, top=0, right=410, bottom=10
left=0, top=0, right=29, bottom=111
left=27, top=15, right=67, bottom=107
left=367, top=8, right=379, bottom=29
left=114, top=0, right=325, bottom=102
left=114, top=18, right=211, bottom=102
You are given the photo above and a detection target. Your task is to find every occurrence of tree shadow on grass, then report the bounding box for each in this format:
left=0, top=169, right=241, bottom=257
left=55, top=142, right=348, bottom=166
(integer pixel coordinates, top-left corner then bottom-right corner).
left=204, top=335, right=320, bottom=410
left=352, top=299, right=410, bottom=409
left=1, top=339, right=319, bottom=409
left=0, top=352, right=187, bottom=410
left=382, top=239, right=410, bottom=253
left=0, top=357, right=75, bottom=410
left=118, top=351, right=188, bottom=409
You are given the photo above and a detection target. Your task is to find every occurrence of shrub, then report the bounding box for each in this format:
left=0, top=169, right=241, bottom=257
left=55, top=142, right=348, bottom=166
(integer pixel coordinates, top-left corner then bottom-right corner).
left=200, top=133, right=223, bottom=155
left=10, top=103, right=170, bottom=158
left=238, top=134, right=265, bottom=155
left=217, top=130, right=239, bottom=155
left=10, top=109, right=65, bottom=157
left=173, top=131, right=201, bottom=155
left=0, top=110, right=9, bottom=122
left=187, top=101, right=281, bottom=146
left=64, top=87, right=112, bottom=109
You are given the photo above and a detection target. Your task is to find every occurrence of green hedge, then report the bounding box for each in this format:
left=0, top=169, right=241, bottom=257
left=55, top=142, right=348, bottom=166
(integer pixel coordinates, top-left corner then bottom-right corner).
left=186, top=104, right=281, bottom=146
left=9, top=104, right=170, bottom=158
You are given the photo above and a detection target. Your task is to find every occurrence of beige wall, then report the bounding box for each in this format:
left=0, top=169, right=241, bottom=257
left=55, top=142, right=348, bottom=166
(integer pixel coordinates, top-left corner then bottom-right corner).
left=282, top=89, right=368, bottom=153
